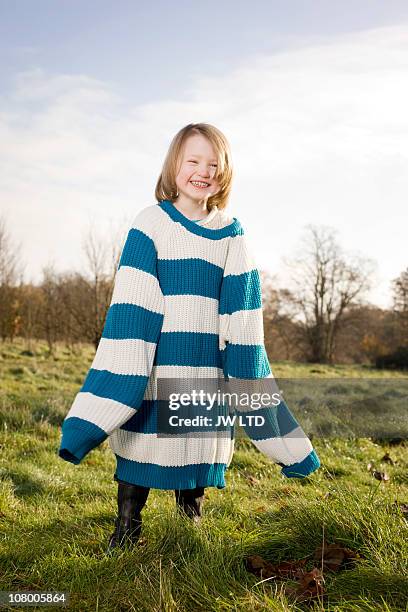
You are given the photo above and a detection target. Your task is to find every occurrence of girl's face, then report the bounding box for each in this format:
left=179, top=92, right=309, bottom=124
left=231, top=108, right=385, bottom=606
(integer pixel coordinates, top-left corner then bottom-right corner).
left=175, top=134, right=221, bottom=205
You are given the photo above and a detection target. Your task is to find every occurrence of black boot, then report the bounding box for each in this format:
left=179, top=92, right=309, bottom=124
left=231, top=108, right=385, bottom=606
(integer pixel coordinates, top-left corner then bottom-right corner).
left=175, top=487, right=205, bottom=524
left=107, top=481, right=150, bottom=552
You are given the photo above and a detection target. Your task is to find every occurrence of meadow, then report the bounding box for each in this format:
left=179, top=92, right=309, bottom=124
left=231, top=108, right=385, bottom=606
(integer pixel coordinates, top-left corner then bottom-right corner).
left=0, top=338, right=407, bottom=611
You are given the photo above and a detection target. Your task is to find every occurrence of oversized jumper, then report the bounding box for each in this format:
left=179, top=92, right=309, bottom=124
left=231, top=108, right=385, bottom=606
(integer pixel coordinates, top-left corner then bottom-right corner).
left=58, top=199, right=320, bottom=489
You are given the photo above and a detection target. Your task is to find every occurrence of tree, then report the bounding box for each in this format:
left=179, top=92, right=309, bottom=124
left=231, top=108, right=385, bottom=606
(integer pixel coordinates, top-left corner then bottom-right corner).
left=39, top=263, right=64, bottom=355
left=282, top=225, right=376, bottom=364
left=19, top=283, right=44, bottom=352
left=81, top=220, right=125, bottom=349
left=260, top=270, right=292, bottom=360
left=0, top=215, right=25, bottom=341
left=391, top=267, right=408, bottom=346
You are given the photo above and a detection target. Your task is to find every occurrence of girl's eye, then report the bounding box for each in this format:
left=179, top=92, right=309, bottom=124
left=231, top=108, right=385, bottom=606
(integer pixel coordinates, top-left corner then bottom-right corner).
left=188, top=160, right=217, bottom=168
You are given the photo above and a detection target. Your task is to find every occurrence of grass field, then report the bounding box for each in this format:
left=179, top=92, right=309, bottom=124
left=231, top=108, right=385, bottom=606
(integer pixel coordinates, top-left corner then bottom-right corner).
left=0, top=339, right=407, bottom=611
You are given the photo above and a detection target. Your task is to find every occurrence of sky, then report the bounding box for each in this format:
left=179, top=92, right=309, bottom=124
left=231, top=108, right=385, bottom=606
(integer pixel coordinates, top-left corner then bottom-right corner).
left=1, top=0, right=408, bottom=309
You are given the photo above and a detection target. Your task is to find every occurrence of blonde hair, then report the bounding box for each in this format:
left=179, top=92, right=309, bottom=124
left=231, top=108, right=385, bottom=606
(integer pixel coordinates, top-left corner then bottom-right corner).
left=155, top=123, right=233, bottom=211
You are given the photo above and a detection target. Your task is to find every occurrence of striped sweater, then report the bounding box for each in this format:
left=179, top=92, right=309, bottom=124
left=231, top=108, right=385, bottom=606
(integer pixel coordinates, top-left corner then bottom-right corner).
left=58, top=199, right=320, bottom=489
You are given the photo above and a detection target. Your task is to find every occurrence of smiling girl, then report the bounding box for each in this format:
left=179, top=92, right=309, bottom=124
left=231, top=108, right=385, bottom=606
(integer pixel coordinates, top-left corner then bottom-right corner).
left=58, top=122, right=320, bottom=552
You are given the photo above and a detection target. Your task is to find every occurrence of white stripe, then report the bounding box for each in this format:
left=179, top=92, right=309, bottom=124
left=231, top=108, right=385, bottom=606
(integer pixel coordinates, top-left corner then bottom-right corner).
left=160, top=231, right=229, bottom=267
left=219, top=314, right=230, bottom=351
left=251, top=426, right=313, bottom=465
left=130, top=205, right=163, bottom=240
left=109, top=429, right=234, bottom=466
left=147, top=365, right=226, bottom=400
left=145, top=376, right=229, bottom=401
left=90, top=338, right=158, bottom=376
left=132, top=203, right=234, bottom=244
left=65, top=392, right=136, bottom=433
left=228, top=370, right=273, bottom=381
left=224, top=234, right=256, bottom=277
left=226, top=438, right=235, bottom=466
left=154, top=209, right=230, bottom=267
left=152, top=365, right=224, bottom=378
left=219, top=308, right=264, bottom=345
left=111, top=266, right=164, bottom=314
left=163, top=295, right=219, bottom=333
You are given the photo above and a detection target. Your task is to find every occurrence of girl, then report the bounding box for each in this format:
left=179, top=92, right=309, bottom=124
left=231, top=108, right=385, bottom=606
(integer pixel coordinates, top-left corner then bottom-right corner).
left=58, top=123, right=320, bottom=552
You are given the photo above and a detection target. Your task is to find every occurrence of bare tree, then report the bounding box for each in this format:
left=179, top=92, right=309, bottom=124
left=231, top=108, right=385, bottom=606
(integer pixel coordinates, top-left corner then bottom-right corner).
left=282, top=225, right=376, bottom=364
left=19, top=283, right=44, bottom=352
left=0, top=215, right=25, bottom=341
left=51, top=218, right=128, bottom=352
left=40, top=263, right=65, bottom=355
left=391, top=267, right=408, bottom=346
left=56, top=272, right=97, bottom=348
left=270, top=288, right=308, bottom=361
left=259, top=269, right=279, bottom=317
left=260, top=270, right=301, bottom=360
left=81, top=220, right=126, bottom=349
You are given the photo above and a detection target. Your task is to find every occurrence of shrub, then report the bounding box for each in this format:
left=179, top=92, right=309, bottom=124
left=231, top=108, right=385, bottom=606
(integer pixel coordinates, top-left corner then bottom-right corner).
left=375, top=346, right=408, bottom=370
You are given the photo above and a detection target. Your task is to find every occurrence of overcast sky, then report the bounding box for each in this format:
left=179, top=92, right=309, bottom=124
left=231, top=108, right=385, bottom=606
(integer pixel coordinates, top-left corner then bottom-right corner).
left=1, top=1, right=407, bottom=308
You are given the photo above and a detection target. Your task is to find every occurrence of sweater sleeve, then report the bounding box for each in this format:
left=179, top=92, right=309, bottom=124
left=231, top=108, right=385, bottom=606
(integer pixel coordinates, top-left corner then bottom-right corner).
left=58, top=209, right=165, bottom=465
left=219, top=230, right=320, bottom=479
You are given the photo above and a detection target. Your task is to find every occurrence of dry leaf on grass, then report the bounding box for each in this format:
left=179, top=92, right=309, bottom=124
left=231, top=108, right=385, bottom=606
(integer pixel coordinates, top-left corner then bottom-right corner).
left=284, top=567, right=325, bottom=602
left=245, top=475, right=260, bottom=486
left=381, top=452, right=395, bottom=465
left=373, top=470, right=390, bottom=481
left=313, top=542, right=361, bottom=572
left=245, top=541, right=361, bottom=602
left=245, top=554, right=307, bottom=579
left=367, top=461, right=391, bottom=481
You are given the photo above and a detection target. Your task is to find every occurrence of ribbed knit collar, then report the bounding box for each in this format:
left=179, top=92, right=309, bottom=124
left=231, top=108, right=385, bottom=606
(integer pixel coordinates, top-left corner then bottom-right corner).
left=158, top=199, right=242, bottom=239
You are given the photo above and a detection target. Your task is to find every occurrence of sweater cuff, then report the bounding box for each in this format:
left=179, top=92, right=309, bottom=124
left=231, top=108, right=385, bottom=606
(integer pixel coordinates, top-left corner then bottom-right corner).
left=281, top=449, right=320, bottom=479
left=58, top=417, right=108, bottom=465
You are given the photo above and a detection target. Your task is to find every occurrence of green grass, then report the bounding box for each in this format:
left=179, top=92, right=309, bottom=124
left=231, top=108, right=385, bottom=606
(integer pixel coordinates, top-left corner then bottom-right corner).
left=0, top=339, right=407, bottom=611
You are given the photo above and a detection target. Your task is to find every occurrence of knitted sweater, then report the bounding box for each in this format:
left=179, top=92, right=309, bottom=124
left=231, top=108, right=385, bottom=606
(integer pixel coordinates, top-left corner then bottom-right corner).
left=58, top=199, right=320, bottom=489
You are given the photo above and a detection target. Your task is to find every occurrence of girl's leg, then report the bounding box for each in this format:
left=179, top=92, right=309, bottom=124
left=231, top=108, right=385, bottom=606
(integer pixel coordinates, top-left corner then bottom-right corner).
left=107, top=479, right=150, bottom=551
left=174, top=486, right=205, bottom=523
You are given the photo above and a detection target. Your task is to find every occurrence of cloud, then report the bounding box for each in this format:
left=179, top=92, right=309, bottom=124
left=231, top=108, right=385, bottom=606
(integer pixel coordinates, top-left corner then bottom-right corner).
left=0, top=25, right=407, bottom=307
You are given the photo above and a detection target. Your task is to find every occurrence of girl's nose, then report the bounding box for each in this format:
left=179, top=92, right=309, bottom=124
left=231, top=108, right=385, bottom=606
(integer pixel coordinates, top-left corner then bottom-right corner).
left=198, top=166, right=213, bottom=179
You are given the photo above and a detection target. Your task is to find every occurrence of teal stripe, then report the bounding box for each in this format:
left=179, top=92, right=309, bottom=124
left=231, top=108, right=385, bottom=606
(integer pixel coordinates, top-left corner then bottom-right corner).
left=219, top=269, right=262, bottom=314
left=225, top=344, right=271, bottom=378
left=155, top=331, right=222, bottom=368
left=59, top=417, right=108, bottom=464
left=103, top=303, right=164, bottom=342
left=281, top=450, right=321, bottom=478
left=235, top=401, right=301, bottom=439
left=114, top=455, right=227, bottom=489
left=81, top=369, right=149, bottom=408
left=158, top=199, right=243, bottom=239
left=119, top=227, right=159, bottom=277
left=157, top=258, right=223, bottom=299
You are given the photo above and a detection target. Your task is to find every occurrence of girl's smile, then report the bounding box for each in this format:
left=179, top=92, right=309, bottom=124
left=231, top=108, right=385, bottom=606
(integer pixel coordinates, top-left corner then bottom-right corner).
left=190, top=180, right=210, bottom=189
